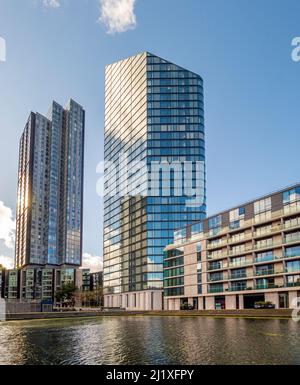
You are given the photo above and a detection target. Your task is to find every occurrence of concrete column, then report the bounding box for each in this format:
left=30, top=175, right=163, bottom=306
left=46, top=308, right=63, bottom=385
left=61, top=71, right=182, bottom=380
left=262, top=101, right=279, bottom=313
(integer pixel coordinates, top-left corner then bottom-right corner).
left=265, top=292, right=279, bottom=309
left=206, top=296, right=215, bottom=310
left=174, top=298, right=181, bottom=310
left=163, top=297, right=168, bottom=310
left=289, top=291, right=298, bottom=309
left=239, top=295, right=244, bottom=309
left=198, top=297, right=204, bottom=310
left=225, top=295, right=236, bottom=310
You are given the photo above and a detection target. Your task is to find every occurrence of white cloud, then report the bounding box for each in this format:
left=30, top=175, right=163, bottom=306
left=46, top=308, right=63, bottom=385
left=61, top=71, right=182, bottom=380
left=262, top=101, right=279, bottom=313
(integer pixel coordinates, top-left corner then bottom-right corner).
left=99, top=0, right=137, bottom=34
left=0, top=255, right=14, bottom=269
left=0, top=202, right=15, bottom=250
left=43, top=0, right=61, bottom=8
left=82, top=253, right=103, bottom=273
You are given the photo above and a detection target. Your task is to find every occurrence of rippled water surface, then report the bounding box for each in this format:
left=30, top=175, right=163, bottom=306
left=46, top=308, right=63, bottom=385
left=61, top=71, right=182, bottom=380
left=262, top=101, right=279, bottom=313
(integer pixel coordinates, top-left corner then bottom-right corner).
left=0, top=316, right=299, bottom=365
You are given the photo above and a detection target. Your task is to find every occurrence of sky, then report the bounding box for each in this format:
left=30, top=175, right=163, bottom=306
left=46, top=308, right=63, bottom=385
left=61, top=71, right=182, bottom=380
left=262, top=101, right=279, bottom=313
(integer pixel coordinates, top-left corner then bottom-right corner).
left=0, top=0, right=300, bottom=270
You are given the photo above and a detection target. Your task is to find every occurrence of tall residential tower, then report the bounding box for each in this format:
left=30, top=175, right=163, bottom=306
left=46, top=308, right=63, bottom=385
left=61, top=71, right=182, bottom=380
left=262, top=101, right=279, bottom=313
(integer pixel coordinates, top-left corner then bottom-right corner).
left=103, top=52, right=206, bottom=310
left=15, top=99, right=85, bottom=300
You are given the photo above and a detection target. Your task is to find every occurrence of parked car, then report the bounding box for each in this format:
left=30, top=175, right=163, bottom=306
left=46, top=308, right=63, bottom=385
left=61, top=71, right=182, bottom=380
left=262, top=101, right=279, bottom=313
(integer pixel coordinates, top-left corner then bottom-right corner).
left=254, top=301, right=275, bottom=309
left=180, top=303, right=194, bottom=311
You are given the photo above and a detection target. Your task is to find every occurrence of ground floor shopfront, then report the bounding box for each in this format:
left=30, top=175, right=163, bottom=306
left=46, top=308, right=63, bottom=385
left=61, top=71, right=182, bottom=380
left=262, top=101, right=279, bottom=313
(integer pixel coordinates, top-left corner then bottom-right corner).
left=164, top=288, right=300, bottom=310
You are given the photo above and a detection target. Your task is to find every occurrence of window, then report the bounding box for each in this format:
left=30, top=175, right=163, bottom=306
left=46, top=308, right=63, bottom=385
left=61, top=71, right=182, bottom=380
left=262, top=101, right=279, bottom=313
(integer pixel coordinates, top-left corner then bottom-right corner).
left=208, top=215, right=222, bottom=229
left=191, top=222, right=203, bottom=237
left=164, top=287, right=184, bottom=296
left=209, top=283, right=224, bottom=293
left=256, top=238, right=273, bottom=249
left=285, top=232, right=300, bottom=243
left=256, top=264, right=274, bottom=276
left=254, top=197, right=272, bottom=214
left=230, top=207, right=245, bottom=224
left=286, top=260, right=300, bottom=273
left=231, top=281, right=247, bottom=291
left=283, top=187, right=300, bottom=205
left=285, top=246, right=300, bottom=258
left=286, top=275, right=300, bottom=287
left=210, top=272, right=223, bottom=281
left=231, top=268, right=247, bottom=279
left=255, top=251, right=274, bottom=263
left=230, top=256, right=247, bottom=267
left=254, top=197, right=272, bottom=223
left=164, top=267, right=184, bottom=278
left=197, top=242, right=202, bottom=261
left=165, top=248, right=184, bottom=259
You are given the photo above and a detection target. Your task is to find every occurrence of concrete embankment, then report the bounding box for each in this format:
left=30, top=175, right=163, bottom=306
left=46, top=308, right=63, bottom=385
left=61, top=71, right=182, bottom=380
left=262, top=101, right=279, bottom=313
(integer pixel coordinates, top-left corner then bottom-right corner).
left=2, top=308, right=294, bottom=321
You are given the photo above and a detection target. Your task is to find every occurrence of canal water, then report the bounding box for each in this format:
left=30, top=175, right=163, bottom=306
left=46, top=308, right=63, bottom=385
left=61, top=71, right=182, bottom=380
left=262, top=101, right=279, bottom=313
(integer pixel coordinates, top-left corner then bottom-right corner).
left=0, top=316, right=299, bottom=365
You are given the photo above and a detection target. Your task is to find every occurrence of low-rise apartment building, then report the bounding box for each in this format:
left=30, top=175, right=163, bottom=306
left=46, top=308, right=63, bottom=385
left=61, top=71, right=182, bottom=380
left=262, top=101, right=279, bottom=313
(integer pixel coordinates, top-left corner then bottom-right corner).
left=164, top=183, right=300, bottom=310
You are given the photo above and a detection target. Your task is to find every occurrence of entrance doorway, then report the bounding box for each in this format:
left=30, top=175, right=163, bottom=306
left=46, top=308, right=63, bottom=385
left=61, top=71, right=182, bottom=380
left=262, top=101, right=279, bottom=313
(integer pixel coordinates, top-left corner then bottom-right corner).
left=243, top=294, right=265, bottom=309
left=279, top=292, right=289, bottom=308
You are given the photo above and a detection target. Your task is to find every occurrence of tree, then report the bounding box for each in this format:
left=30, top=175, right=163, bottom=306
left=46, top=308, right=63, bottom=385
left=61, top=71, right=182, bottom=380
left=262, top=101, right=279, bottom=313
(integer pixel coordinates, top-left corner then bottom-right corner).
left=55, top=283, right=77, bottom=307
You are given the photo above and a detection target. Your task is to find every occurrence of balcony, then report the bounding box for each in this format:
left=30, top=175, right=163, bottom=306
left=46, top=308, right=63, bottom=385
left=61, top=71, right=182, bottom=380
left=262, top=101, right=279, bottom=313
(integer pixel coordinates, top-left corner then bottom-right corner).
left=283, top=219, right=300, bottom=231
left=229, top=286, right=250, bottom=292
left=286, top=282, right=300, bottom=287
left=207, top=264, right=227, bottom=271
left=283, top=235, right=300, bottom=245
left=253, top=239, right=284, bottom=251
left=253, top=226, right=281, bottom=238
left=284, top=253, right=300, bottom=260
left=207, top=254, right=227, bottom=261
left=255, top=284, right=279, bottom=290
left=228, top=234, right=252, bottom=245
left=208, top=287, right=224, bottom=293
left=229, top=260, right=253, bottom=268
left=255, top=269, right=276, bottom=276
left=207, top=240, right=227, bottom=250
left=254, top=254, right=282, bottom=264
left=230, top=273, right=249, bottom=280
left=228, top=247, right=252, bottom=257
left=208, top=275, right=224, bottom=282
left=286, top=267, right=300, bottom=273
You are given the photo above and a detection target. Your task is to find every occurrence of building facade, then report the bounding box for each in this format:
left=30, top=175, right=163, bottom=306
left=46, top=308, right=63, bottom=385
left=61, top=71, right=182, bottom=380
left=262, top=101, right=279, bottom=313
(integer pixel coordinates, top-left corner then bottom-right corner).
left=164, top=183, right=300, bottom=310
left=104, top=52, right=206, bottom=310
left=15, top=99, right=85, bottom=301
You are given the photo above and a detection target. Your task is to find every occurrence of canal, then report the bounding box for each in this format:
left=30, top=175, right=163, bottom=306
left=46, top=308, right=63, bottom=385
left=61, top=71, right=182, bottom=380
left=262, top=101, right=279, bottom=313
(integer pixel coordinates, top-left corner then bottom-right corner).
left=0, top=316, right=299, bottom=365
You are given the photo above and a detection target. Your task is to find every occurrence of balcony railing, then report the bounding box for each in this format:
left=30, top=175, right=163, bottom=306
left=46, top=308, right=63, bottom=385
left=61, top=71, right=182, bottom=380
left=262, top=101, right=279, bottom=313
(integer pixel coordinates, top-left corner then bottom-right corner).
left=229, top=260, right=253, bottom=268
left=255, top=269, right=274, bottom=276
left=253, top=226, right=281, bottom=238
left=284, top=253, right=300, bottom=260
left=286, top=282, right=300, bottom=287
left=208, top=276, right=225, bottom=282
left=207, top=241, right=227, bottom=249
left=208, top=264, right=227, bottom=271
left=283, top=220, right=300, bottom=230
left=254, top=253, right=285, bottom=263
left=229, top=286, right=249, bottom=292
left=255, top=284, right=279, bottom=290
left=284, top=235, right=300, bottom=244
left=230, top=273, right=248, bottom=280
left=208, top=287, right=224, bottom=293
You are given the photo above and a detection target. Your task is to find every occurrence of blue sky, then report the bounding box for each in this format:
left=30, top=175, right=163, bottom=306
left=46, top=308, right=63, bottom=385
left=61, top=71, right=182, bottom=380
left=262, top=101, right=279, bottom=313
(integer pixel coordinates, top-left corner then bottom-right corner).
left=0, top=0, right=299, bottom=270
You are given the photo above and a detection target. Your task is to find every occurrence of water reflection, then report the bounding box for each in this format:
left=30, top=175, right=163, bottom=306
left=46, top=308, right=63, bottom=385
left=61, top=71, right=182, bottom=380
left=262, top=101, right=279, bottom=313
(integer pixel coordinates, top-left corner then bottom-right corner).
left=0, top=317, right=299, bottom=365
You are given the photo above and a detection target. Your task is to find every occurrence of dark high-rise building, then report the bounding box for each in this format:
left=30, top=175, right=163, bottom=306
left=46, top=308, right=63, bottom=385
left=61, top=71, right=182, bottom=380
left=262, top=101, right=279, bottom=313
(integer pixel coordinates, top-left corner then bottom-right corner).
left=103, top=52, right=206, bottom=310
left=15, top=99, right=85, bottom=300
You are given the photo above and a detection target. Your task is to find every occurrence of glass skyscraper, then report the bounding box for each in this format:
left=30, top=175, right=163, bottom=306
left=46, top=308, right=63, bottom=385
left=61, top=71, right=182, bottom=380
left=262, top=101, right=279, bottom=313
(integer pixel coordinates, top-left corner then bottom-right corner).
left=15, top=99, right=85, bottom=300
left=104, top=52, right=206, bottom=310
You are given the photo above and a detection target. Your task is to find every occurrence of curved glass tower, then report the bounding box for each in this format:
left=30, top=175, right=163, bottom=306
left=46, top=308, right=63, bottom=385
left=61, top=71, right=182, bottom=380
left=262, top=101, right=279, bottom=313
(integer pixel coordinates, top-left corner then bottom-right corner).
left=104, top=52, right=206, bottom=310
